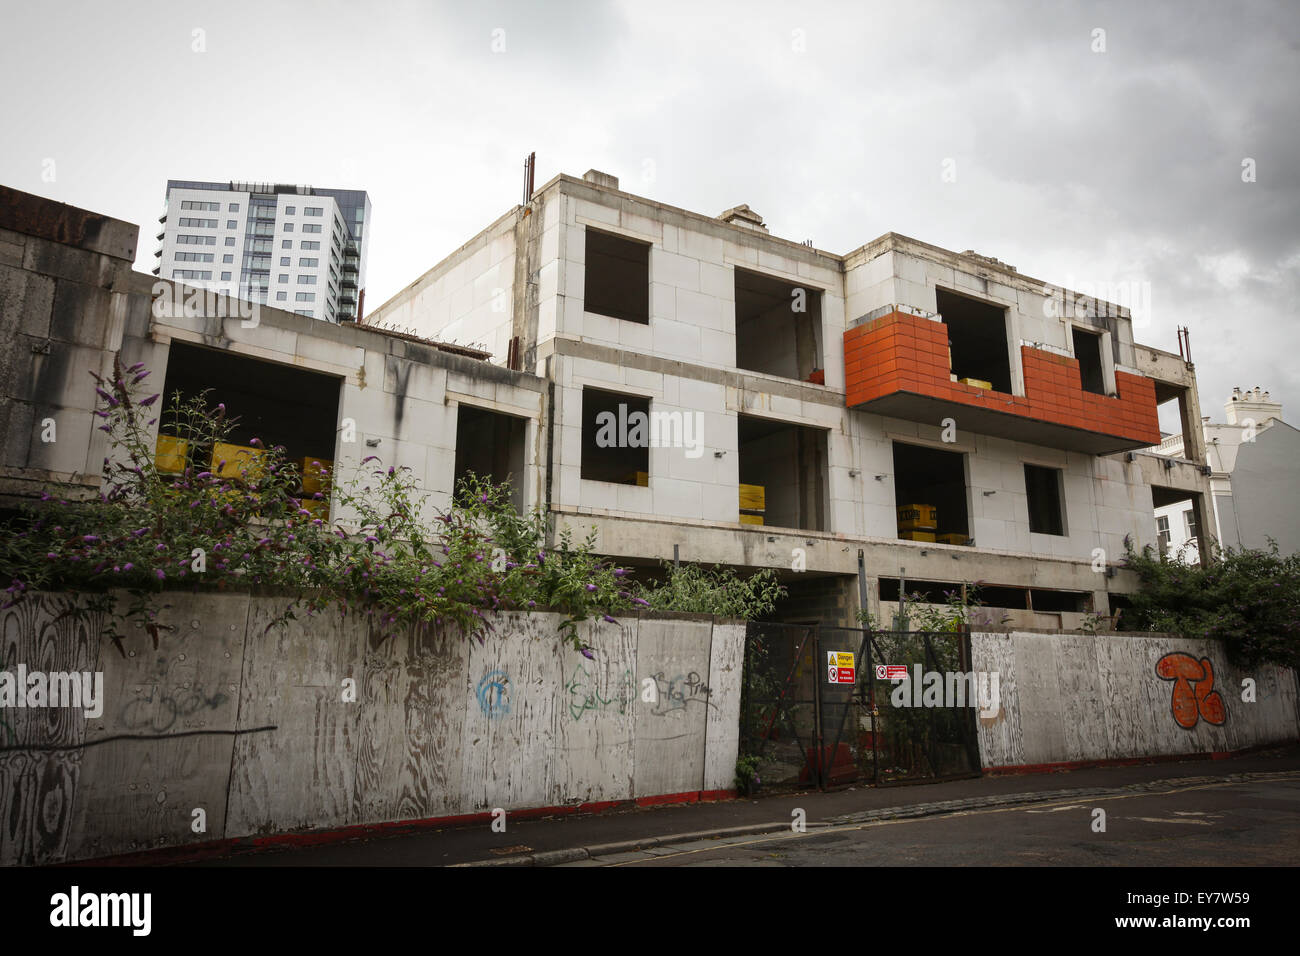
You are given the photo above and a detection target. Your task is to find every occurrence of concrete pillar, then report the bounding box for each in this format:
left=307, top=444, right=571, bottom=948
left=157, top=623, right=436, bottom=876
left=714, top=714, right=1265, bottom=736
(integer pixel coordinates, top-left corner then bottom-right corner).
left=1177, top=380, right=1208, bottom=464
left=1191, top=491, right=1215, bottom=565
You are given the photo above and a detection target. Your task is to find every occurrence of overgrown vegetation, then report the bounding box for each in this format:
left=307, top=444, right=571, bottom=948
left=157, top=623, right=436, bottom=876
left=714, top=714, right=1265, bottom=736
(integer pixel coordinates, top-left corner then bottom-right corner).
left=1122, top=540, right=1300, bottom=670
left=635, top=562, right=785, bottom=618
left=0, top=357, right=784, bottom=654
left=857, top=583, right=1010, bottom=633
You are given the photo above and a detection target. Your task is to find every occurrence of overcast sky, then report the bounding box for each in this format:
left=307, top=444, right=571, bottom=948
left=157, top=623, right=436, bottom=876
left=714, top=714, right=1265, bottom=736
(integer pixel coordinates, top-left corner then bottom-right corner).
left=2, top=0, right=1296, bottom=431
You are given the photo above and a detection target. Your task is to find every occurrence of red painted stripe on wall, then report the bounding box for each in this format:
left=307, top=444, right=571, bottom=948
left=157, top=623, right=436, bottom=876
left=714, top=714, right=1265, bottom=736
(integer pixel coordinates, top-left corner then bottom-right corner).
left=67, top=788, right=739, bottom=867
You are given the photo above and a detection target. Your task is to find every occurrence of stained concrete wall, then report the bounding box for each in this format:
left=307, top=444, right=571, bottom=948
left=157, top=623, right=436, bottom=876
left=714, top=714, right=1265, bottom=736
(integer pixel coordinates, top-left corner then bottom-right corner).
left=971, top=630, right=1299, bottom=769
left=0, top=191, right=139, bottom=505
left=0, top=591, right=744, bottom=865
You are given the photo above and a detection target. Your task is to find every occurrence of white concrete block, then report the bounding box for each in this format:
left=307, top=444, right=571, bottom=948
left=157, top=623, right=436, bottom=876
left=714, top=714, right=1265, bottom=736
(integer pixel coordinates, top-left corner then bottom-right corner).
left=652, top=318, right=701, bottom=360
left=676, top=288, right=727, bottom=331
left=699, top=262, right=734, bottom=301
left=652, top=250, right=701, bottom=292
left=699, top=328, right=735, bottom=366
left=652, top=477, right=703, bottom=519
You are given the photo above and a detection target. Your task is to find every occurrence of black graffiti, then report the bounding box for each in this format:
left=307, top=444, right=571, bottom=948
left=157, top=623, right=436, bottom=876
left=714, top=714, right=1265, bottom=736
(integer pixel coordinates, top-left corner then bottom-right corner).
left=120, top=683, right=228, bottom=732
left=649, top=671, right=715, bottom=716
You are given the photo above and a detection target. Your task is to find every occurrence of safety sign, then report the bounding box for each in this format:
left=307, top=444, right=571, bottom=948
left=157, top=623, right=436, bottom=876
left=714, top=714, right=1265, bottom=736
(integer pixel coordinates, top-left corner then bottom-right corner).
left=827, top=651, right=856, bottom=684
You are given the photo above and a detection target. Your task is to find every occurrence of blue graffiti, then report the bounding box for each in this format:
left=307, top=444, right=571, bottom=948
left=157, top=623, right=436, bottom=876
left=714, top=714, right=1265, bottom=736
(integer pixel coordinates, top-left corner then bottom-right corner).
left=476, top=670, right=510, bottom=719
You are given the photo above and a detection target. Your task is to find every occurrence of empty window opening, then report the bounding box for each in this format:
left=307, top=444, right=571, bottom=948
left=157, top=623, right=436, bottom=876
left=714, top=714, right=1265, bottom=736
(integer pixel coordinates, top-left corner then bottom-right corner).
left=1108, top=593, right=1136, bottom=628
left=935, top=288, right=1012, bottom=393
left=454, top=405, right=527, bottom=510
left=876, top=579, right=1086, bottom=615
left=581, top=387, right=649, bottom=484
left=584, top=228, right=649, bottom=324
left=738, top=415, right=828, bottom=531
left=1072, top=326, right=1106, bottom=395
left=1024, top=464, right=1066, bottom=536
left=1028, top=589, right=1088, bottom=613
left=1151, top=487, right=1209, bottom=564
left=734, top=267, right=823, bottom=381
left=879, top=578, right=1029, bottom=610
left=1153, top=380, right=1200, bottom=457
left=892, top=442, right=969, bottom=541
left=159, top=342, right=340, bottom=500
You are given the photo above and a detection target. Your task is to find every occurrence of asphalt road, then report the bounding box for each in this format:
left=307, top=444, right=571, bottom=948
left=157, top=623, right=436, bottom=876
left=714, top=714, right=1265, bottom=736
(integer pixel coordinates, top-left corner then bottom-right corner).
left=574, top=773, right=1300, bottom=867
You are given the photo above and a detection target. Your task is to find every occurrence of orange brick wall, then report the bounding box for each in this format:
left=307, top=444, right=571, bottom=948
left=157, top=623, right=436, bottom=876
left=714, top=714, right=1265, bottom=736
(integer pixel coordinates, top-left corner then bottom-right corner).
left=843, top=310, right=1161, bottom=446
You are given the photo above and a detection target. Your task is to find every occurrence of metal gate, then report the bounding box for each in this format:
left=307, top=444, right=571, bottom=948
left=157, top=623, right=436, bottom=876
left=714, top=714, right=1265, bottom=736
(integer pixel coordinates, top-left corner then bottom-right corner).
left=739, top=623, right=981, bottom=790
left=864, top=629, right=982, bottom=784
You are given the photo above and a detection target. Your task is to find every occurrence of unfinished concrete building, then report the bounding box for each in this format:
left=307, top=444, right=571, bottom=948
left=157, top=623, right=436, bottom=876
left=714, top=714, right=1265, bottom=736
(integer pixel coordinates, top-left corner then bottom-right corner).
left=365, top=169, right=1218, bottom=628
left=1, top=175, right=1217, bottom=630
left=0, top=186, right=545, bottom=538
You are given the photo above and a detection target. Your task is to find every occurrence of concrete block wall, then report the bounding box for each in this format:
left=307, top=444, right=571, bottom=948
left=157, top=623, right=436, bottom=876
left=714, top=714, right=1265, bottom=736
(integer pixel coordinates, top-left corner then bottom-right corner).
left=552, top=354, right=860, bottom=528
left=134, top=276, right=546, bottom=529
left=0, top=200, right=139, bottom=501
left=0, top=591, right=745, bottom=865
left=556, top=186, right=845, bottom=384
left=552, top=353, right=1158, bottom=558
left=972, top=630, right=1299, bottom=770
left=365, top=210, right=519, bottom=364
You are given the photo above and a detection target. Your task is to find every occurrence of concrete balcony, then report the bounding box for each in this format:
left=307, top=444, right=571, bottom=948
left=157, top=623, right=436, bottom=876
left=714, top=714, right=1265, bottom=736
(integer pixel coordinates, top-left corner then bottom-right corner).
left=844, top=310, right=1161, bottom=455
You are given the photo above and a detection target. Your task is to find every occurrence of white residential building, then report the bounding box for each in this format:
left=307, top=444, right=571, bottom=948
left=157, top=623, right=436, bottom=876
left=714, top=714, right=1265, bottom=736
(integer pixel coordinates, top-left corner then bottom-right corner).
left=154, top=180, right=371, bottom=322
left=1153, top=386, right=1299, bottom=561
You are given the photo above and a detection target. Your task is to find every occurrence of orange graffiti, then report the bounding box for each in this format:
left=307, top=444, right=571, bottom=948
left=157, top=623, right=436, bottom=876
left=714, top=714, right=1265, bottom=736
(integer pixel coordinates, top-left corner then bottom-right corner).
left=1155, top=652, right=1227, bottom=729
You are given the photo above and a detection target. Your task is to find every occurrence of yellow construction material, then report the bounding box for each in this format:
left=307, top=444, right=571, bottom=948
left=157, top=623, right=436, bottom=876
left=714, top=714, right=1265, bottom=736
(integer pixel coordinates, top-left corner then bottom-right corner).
left=936, top=533, right=969, bottom=546
left=301, top=457, right=333, bottom=494
left=301, top=498, right=329, bottom=519
left=739, top=513, right=764, bottom=526
left=898, top=530, right=937, bottom=542
left=958, top=377, right=993, bottom=390
left=155, top=435, right=188, bottom=474
left=738, top=483, right=766, bottom=512
left=212, top=442, right=263, bottom=479
left=896, top=504, right=938, bottom=530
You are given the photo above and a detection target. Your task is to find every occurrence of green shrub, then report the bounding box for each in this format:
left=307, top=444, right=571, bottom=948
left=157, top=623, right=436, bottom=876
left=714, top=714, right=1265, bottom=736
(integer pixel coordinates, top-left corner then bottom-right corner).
left=1121, top=540, right=1300, bottom=670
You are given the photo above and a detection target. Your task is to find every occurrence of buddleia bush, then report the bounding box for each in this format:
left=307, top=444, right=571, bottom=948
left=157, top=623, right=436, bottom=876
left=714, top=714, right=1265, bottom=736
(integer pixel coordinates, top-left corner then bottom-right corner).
left=0, top=355, right=784, bottom=656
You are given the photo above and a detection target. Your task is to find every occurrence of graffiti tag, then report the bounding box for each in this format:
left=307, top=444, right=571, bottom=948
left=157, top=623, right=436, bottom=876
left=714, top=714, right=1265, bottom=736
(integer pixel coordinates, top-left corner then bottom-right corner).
left=564, top=663, right=634, bottom=722
left=1155, top=652, right=1227, bottom=729
left=648, top=671, right=715, bottom=717
left=120, top=683, right=227, bottom=733
left=476, top=670, right=510, bottom=719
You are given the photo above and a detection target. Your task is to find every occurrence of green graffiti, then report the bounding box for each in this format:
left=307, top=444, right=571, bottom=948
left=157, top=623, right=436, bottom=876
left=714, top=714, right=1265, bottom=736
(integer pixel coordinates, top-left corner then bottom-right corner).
left=564, top=664, right=634, bottom=722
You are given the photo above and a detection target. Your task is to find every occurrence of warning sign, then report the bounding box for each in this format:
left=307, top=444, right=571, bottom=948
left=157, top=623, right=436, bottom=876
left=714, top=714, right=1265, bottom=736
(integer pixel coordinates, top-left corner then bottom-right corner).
left=875, top=664, right=909, bottom=680
left=826, top=651, right=856, bottom=685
